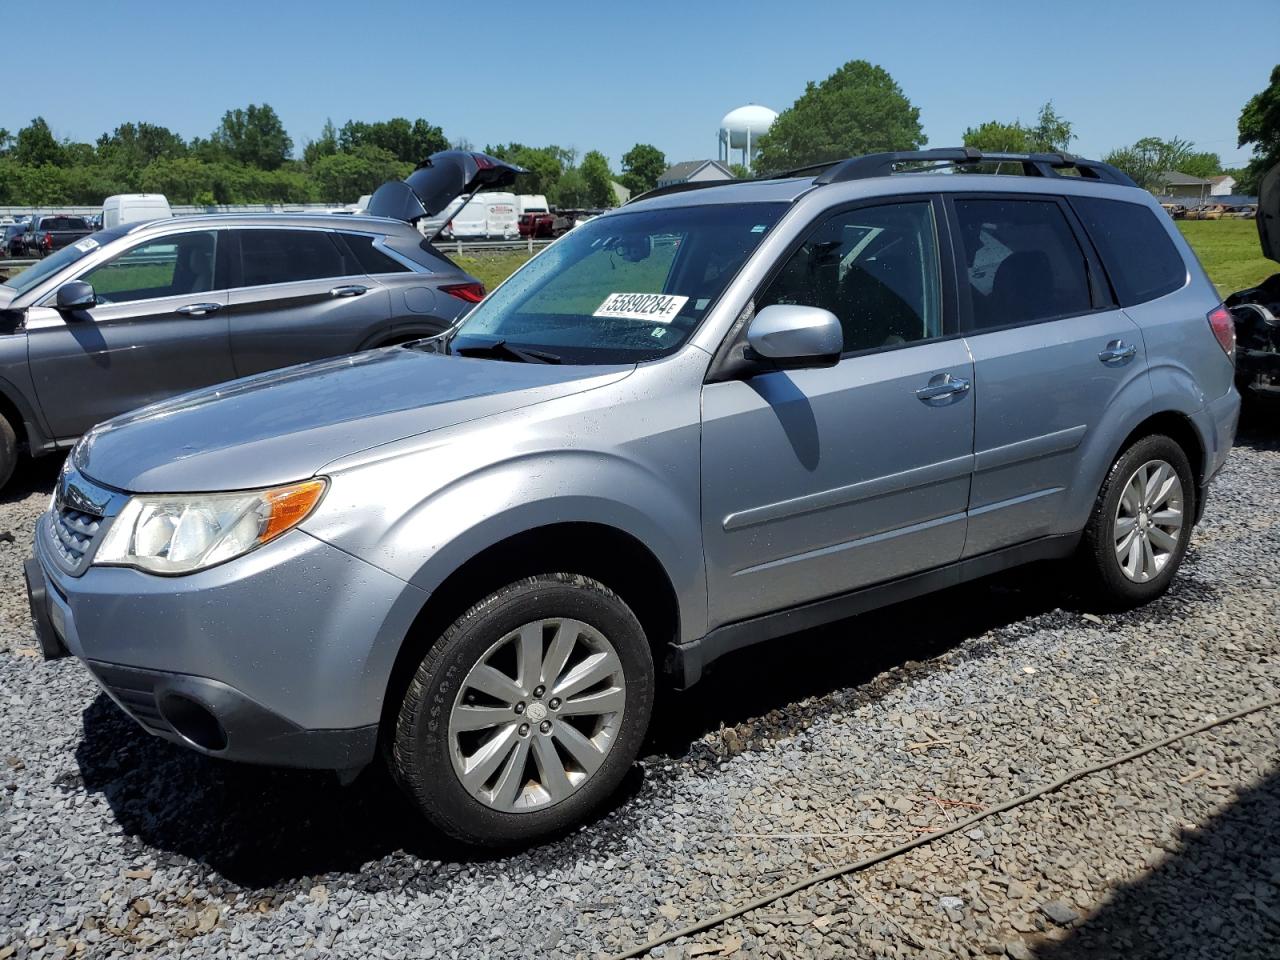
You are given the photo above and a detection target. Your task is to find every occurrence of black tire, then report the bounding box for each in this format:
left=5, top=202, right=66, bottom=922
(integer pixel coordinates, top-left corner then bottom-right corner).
left=0, top=416, right=17, bottom=492
left=391, top=573, right=654, bottom=846
left=1077, top=434, right=1195, bottom=608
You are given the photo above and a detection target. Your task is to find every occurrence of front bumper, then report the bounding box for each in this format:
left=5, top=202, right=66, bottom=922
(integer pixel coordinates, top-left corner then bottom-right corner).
left=30, top=522, right=428, bottom=770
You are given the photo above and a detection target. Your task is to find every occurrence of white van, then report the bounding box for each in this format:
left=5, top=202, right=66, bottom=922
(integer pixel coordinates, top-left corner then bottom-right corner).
left=443, top=192, right=519, bottom=240
left=102, top=194, right=173, bottom=230
left=516, top=194, right=550, bottom=216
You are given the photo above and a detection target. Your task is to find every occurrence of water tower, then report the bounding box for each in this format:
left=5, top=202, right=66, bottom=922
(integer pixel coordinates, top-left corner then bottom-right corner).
left=718, top=104, right=778, bottom=172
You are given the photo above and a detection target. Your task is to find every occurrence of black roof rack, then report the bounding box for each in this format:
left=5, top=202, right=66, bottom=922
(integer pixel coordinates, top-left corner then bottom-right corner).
left=629, top=148, right=1136, bottom=205
left=812, top=147, right=1137, bottom=187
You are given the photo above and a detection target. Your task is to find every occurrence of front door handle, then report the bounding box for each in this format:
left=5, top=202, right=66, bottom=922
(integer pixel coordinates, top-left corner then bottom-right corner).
left=330, top=284, right=368, bottom=298
left=915, top=372, right=972, bottom=405
left=1098, top=339, right=1138, bottom=365
left=175, top=302, right=222, bottom=317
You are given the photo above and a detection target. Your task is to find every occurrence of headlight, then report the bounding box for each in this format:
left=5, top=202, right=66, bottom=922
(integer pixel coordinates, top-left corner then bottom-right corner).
left=94, top=479, right=326, bottom=575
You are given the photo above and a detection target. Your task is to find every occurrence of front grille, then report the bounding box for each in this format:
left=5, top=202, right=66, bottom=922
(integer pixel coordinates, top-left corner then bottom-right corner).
left=48, top=506, right=103, bottom=573
left=89, top=662, right=174, bottom=735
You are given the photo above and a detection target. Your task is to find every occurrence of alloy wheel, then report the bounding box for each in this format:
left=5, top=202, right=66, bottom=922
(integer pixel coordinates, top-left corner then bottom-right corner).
left=1113, top=458, right=1184, bottom=583
left=448, top=618, right=626, bottom=812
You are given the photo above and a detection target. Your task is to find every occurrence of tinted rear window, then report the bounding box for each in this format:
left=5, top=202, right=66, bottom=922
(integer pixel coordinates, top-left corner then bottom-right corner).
left=40, top=217, right=88, bottom=231
left=340, top=233, right=410, bottom=274
left=1070, top=197, right=1187, bottom=306
left=238, top=229, right=347, bottom=286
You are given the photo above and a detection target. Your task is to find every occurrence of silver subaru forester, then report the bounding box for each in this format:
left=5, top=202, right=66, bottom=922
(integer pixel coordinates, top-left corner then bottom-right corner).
left=28, top=148, right=1240, bottom=845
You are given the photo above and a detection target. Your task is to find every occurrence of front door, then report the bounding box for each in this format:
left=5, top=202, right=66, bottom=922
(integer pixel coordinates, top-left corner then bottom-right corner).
left=27, top=229, right=235, bottom=439
left=948, top=194, right=1149, bottom=557
left=701, top=197, right=975, bottom=629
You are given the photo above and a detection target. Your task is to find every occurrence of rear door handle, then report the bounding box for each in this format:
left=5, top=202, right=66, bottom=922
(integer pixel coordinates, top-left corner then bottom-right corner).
left=175, top=302, right=222, bottom=317
left=915, top=372, right=971, bottom=404
left=1098, top=339, right=1138, bottom=365
left=330, top=284, right=368, bottom=298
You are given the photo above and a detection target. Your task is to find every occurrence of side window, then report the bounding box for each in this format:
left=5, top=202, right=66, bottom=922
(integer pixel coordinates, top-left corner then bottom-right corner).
left=759, top=201, right=943, bottom=354
left=237, top=230, right=347, bottom=287
left=339, top=233, right=411, bottom=274
left=80, top=231, right=218, bottom=305
left=1070, top=197, right=1186, bottom=306
left=952, top=198, right=1093, bottom=329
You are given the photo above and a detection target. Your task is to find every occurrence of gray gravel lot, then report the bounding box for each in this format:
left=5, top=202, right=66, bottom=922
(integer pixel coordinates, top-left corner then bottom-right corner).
left=1, top=424, right=1278, bottom=960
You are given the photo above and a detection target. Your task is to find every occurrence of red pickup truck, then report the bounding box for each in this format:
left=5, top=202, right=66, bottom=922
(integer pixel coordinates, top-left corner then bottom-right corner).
left=518, top=211, right=555, bottom=238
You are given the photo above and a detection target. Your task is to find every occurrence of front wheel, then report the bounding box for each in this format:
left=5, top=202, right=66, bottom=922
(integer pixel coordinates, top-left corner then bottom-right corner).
left=1077, top=434, right=1195, bottom=607
left=391, top=573, right=654, bottom=846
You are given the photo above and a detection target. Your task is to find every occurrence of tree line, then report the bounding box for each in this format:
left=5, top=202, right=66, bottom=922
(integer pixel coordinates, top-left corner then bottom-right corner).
left=0, top=106, right=673, bottom=208
left=2, top=63, right=1276, bottom=207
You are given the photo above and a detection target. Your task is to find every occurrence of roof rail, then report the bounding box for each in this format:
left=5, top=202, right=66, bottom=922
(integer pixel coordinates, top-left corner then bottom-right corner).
left=813, top=148, right=1137, bottom=188
left=627, top=178, right=743, bottom=204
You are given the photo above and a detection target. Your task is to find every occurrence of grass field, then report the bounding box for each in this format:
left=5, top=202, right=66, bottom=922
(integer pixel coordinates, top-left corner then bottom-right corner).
left=1176, top=219, right=1273, bottom=294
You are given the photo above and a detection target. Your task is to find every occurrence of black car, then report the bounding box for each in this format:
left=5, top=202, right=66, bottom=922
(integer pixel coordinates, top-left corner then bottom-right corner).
left=1, top=224, right=25, bottom=257
left=20, top=215, right=93, bottom=258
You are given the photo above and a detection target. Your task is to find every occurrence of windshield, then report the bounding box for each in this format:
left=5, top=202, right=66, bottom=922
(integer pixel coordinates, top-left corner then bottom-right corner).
left=2, top=225, right=131, bottom=296
left=452, top=202, right=786, bottom=363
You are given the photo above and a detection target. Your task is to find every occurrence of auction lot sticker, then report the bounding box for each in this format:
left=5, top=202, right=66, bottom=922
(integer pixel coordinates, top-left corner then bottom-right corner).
left=593, top=292, right=688, bottom=324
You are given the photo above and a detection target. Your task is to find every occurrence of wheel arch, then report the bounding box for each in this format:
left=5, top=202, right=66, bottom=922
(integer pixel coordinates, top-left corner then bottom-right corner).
left=377, top=521, right=682, bottom=742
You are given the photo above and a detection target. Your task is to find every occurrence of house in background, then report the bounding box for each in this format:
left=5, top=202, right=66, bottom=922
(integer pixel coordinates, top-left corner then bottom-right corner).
left=1209, top=174, right=1237, bottom=196
left=1155, top=170, right=1212, bottom=203
left=655, top=160, right=736, bottom=190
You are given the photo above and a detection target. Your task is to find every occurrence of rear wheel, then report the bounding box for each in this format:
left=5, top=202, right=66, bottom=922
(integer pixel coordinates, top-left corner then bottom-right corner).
left=1078, top=434, right=1194, bottom=607
left=391, top=573, right=654, bottom=846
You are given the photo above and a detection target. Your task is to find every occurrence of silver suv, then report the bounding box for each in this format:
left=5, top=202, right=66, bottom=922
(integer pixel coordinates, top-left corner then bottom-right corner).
left=0, top=151, right=519, bottom=491
left=27, top=148, right=1240, bottom=845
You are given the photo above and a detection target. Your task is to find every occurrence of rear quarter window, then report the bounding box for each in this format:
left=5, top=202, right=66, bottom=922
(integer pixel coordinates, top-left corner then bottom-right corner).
left=1069, top=197, right=1187, bottom=306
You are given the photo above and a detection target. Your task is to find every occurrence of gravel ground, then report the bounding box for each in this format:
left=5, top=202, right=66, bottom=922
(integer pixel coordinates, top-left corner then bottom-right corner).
left=1, top=424, right=1277, bottom=960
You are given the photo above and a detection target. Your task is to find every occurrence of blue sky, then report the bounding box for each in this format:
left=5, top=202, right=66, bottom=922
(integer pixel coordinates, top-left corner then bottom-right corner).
left=5, top=0, right=1277, bottom=170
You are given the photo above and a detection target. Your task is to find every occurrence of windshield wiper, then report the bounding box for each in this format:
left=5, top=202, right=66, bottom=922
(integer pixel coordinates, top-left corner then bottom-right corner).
left=452, top=339, right=562, bottom=364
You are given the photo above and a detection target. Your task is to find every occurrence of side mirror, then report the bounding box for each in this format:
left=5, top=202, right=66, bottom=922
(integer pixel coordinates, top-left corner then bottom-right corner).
left=745, top=304, right=842, bottom=370
left=55, top=281, right=96, bottom=312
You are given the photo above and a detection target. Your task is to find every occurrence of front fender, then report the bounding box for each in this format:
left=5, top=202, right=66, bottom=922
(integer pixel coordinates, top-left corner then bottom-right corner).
left=305, top=447, right=708, bottom=642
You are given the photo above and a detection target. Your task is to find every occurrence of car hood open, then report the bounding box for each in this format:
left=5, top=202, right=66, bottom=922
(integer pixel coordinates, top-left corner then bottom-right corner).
left=74, top=348, right=632, bottom=493
left=1258, top=161, right=1279, bottom=263
left=366, top=150, right=525, bottom=227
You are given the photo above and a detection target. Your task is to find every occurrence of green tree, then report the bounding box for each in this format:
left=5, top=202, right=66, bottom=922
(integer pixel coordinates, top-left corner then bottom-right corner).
left=139, top=157, right=216, bottom=203
left=1176, top=151, right=1222, bottom=180
left=1030, top=101, right=1073, bottom=153
left=553, top=167, right=588, bottom=208
left=0, top=129, right=11, bottom=154
left=1237, top=64, right=1280, bottom=194
left=97, top=122, right=187, bottom=169
left=338, top=117, right=447, bottom=163
left=962, top=120, right=1032, bottom=154
left=310, top=145, right=410, bottom=201
left=579, top=150, right=615, bottom=207
left=1103, top=137, right=1196, bottom=192
left=14, top=117, right=62, bottom=167
left=619, top=143, right=666, bottom=195
left=303, top=119, right=339, bottom=166
left=755, top=60, right=925, bottom=172
left=486, top=143, right=567, bottom=197
left=727, top=163, right=750, bottom=179
left=212, top=103, right=293, bottom=170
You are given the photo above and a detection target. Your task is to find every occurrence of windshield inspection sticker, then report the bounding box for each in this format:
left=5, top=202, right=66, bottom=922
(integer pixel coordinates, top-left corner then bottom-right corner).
left=593, top=292, right=689, bottom=324
left=73, top=238, right=99, bottom=253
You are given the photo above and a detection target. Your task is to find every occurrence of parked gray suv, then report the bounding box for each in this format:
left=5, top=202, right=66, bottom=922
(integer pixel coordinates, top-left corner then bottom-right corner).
left=27, top=148, right=1240, bottom=845
left=0, top=158, right=509, bottom=490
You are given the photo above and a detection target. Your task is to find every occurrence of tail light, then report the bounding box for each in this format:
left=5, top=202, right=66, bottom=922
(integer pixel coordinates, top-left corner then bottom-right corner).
left=1207, top=304, right=1235, bottom=361
left=42, top=231, right=53, bottom=250
left=440, top=282, right=486, bottom=304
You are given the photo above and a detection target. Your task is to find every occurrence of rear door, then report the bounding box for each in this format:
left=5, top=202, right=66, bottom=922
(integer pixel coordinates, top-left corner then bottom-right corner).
left=26, top=228, right=235, bottom=438
left=949, top=193, right=1148, bottom=557
left=226, top=227, right=391, bottom=376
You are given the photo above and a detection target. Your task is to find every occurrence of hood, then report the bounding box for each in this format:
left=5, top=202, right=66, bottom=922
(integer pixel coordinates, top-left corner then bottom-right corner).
left=366, top=151, right=525, bottom=233
left=1259, top=161, right=1279, bottom=263
left=74, top=348, right=632, bottom=493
